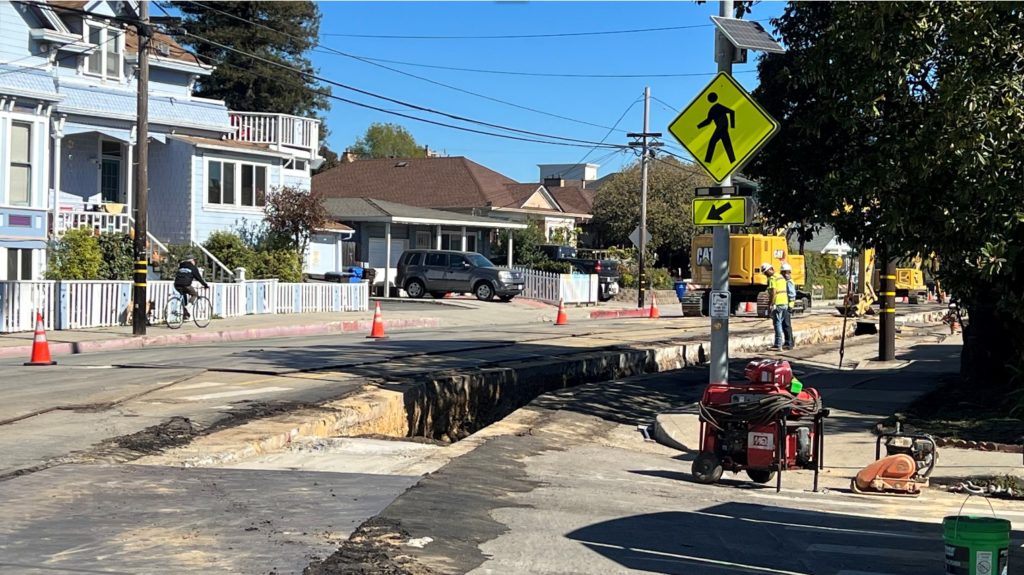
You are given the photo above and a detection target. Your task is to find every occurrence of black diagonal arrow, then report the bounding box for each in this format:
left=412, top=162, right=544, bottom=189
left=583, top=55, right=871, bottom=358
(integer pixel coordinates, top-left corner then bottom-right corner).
left=707, top=202, right=733, bottom=221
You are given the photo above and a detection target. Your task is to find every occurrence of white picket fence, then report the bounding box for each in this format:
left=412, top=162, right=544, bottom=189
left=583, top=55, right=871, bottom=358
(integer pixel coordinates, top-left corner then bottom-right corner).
left=513, top=268, right=600, bottom=305
left=0, top=280, right=370, bottom=333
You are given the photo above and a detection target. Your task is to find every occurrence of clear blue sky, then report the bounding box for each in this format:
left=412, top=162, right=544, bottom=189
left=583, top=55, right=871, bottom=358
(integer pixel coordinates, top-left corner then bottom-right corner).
left=312, top=1, right=787, bottom=182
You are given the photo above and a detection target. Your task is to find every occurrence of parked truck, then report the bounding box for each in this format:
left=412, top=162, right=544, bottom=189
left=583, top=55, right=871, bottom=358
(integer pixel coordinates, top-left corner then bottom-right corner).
left=538, top=244, right=621, bottom=302
left=686, top=234, right=811, bottom=316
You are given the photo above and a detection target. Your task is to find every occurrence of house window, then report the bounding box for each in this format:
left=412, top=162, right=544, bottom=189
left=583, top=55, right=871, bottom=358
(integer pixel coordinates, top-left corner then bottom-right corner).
left=9, top=122, right=32, bottom=207
left=84, top=24, right=123, bottom=81
left=207, top=160, right=267, bottom=208
left=5, top=248, right=33, bottom=280
left=100, top=140, right=122, bottom=203
left=240, top=164, right=267, bottom=207
left=284, top=158, right=308, bottom=171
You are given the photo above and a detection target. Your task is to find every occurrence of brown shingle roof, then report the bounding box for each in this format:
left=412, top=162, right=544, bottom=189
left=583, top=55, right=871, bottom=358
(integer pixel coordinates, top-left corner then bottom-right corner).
left=126, top=28, right=205, bottom=67
left=48, top=0, right=87, bottom=9
left=313, top=156, right=522, bottom=210
left=170, top=135, right=281, bottom=154
left=547, top=185, right=595, bottom=215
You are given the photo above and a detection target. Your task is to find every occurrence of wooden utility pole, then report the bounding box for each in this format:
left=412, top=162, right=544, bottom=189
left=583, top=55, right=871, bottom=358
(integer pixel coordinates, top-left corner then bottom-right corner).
left=627, top=88, right=661, bottom=309
left=131, top=1, right=150, bottom=335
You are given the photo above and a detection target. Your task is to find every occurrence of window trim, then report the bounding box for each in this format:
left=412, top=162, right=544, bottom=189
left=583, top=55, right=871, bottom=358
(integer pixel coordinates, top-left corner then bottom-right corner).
left=82, top=22, right=124, bottom=82
left=204, top=159, right=270, bottom=211
left=8, top=121, right=33, bottom=208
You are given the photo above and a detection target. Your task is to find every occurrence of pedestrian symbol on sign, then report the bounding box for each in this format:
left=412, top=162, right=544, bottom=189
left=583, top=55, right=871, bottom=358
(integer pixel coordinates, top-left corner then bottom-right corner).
left=696, top=92, right=736, bottom=163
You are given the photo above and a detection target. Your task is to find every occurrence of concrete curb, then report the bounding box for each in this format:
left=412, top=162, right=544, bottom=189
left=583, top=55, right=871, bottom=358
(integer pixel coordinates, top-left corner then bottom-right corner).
left=0, top=317, right=440, bottom=359
left=144, top=309, right=947, bottom=468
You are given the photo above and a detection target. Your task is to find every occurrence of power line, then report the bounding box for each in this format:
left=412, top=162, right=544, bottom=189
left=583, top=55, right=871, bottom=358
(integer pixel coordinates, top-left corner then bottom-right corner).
left=316, top=52, right=756, bottom=79
left=170, top=26, right=628, bottom=149
left=562, top=95, right=642, bottom=179
left=321, top=23, right=718, bottom=40
left=149, top=22, right=627, bottom=150
left=182, top=1, right=627, bottom=133
left=0, top=26, right=124, bottom=79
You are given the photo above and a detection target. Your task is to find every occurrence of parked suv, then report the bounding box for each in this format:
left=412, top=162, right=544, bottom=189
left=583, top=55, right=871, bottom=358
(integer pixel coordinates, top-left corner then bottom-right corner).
left=396, top=250, right=526, bottom=302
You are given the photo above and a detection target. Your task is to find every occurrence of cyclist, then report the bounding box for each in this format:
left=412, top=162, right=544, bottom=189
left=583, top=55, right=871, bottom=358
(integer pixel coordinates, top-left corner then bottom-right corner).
left=173, top=255, right=209, bottom=320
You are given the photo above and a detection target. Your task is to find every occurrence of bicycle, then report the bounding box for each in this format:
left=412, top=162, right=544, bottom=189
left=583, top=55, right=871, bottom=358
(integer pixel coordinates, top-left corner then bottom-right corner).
left=164, top=288, right=213, bottom=329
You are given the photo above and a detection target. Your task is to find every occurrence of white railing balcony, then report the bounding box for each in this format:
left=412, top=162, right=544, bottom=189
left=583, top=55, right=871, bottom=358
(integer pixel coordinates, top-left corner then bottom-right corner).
left=227, top=112, right=320, bottom=156
left=56, top=209, right=130, bottom=237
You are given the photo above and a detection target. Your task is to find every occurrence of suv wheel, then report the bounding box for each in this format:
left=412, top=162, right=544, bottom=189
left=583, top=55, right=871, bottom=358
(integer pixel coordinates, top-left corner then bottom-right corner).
left=474, top=282, right=495, bottom=301
left=405, top=279, right=426, bottom=299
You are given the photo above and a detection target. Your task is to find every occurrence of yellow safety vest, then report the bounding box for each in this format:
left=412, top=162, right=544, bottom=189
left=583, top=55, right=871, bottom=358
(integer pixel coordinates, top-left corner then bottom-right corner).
left=771, top=277, right=789, bottom=306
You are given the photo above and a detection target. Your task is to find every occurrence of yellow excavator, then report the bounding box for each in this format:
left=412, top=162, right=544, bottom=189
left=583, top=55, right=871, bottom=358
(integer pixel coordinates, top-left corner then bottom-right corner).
left=837, top=249, right=929, bottom=317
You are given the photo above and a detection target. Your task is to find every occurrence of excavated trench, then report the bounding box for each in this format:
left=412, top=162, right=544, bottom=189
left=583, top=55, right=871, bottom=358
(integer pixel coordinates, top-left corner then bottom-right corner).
left=132, top=309, right=947, bottom=470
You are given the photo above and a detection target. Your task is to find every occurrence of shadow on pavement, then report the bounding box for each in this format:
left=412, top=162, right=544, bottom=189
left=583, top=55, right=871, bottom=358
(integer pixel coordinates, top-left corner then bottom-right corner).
left=566, top=501, right=1023, bottom=575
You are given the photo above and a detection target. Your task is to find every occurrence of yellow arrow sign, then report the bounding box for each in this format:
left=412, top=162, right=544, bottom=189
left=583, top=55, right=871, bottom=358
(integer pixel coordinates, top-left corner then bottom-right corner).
left=668, top=72, right=779, bottom=183
left=693, top=197, right=747, bottom=226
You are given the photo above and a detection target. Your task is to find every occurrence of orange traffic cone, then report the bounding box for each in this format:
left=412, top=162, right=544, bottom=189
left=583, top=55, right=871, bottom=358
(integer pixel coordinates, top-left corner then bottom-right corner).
left=649, top=292, right=661, bottom=319
left=745, top=301, right=757, bottom=313
left=366, top=302, right=388, bottom=339
left=24, top=312, right=56, bottom=366
left=554, top=299, right=569, bottom=326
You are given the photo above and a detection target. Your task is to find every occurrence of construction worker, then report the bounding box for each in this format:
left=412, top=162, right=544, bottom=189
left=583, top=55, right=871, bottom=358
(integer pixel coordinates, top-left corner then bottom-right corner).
left=781, top=261, right=796, bottom=350
left=762, top=262, right=788, bottom=351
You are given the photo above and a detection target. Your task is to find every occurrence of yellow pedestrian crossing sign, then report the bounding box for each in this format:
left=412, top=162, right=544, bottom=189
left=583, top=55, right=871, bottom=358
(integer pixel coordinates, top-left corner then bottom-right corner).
left=668, top=72, right=779, bottom=183
left=693, top=197, right=748, bottom=226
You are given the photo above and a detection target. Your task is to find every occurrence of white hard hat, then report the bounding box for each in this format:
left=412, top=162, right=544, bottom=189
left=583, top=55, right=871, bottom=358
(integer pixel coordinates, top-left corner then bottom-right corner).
left=760, top=263, right=774, bottom=273
left=780, top=262, right=793, bottom=272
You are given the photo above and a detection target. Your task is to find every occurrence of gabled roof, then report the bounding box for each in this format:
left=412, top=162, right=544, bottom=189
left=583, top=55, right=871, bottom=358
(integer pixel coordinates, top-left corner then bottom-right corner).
left=314, top=156, right=523, bottom=210
left=546, top=185, right=595, bottom=216
left=325, top=198, right=526, bottom=229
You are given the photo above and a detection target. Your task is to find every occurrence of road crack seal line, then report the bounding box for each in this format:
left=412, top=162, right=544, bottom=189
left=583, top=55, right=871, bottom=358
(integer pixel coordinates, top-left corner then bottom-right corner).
left=0, top=371, right=204, bottom=427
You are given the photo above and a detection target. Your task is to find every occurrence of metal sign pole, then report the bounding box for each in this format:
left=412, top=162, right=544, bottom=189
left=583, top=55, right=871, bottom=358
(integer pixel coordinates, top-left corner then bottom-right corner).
left=709, top=0, right=734, bottom=385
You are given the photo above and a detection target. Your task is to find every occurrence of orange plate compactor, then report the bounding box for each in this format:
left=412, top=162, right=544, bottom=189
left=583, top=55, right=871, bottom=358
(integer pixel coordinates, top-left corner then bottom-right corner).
left=852, top=421, right=937, bottom=497
left=693, top=360, right=828, bottom=492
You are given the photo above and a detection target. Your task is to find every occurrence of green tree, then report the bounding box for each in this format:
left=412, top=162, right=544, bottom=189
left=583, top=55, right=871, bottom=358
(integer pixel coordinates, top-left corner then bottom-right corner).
left=350, top=123, right=427, bottom=159
left=97, top=232, right=133, bottom=280
left=592, top=156, right=710, bottom=270
left=251, top=250, right=303, bottom=282
left=171, top=1, right=336, bottom=161
left=46, top=228, right=102, bottom=280
left=263, top=186, right=328, bottom=258
left=748, top=2, right=1024, bottom=386
left=494, top=222, right=547, bottom=267
left=203, top=231, right=255, bottom=273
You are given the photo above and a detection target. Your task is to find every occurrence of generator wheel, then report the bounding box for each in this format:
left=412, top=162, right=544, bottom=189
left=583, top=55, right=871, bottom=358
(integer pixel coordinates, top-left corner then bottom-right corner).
left=691, top=453, right=724, bottom=484
left=746, top=469, right=776, bottom=484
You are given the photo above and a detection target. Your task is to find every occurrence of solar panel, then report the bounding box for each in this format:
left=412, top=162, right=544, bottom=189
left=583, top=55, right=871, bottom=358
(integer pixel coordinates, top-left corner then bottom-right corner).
left=711, top=16, right=785, bottom=54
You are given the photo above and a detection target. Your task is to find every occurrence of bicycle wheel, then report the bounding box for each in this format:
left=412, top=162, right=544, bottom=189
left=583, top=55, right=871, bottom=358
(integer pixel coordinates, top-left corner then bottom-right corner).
left=192, top=296, right=213, bottom=328
left=165, top=296, right=184, bottom=329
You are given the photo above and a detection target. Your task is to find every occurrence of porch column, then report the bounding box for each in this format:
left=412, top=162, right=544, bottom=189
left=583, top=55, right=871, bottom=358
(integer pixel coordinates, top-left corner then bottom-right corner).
left=460, top=226, right=467, bottom=252
left=384, top=222, right=392, bottom=298
left=126, top=128, right=135, bottom=219
left=435, top=225, right=442, bottom=249
left=50, top=129, right=63, bottom=233
left=335, top=233, right=342, bottom=271
left=507, top=231, right=513, bottom=267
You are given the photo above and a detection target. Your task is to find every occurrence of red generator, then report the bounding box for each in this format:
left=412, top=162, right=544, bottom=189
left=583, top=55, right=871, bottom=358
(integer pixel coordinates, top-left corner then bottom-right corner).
left=693, top=359, right=828, bottom=492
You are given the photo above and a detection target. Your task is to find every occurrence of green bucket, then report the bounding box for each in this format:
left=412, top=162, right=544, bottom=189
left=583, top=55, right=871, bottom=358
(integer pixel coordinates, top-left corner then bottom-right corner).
left=943, top=515, right=1010, bottom=575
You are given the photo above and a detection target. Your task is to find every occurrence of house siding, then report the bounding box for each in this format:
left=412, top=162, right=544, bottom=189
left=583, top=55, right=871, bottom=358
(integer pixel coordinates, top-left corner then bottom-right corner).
left=191, top=149, right=282, bottom=244
left=60, top=132, right=101, bottom=206
left=283, top=173, right=310, bottom=191
left=0, top=2, right=47, bottom=68
left=148, top=138, right=194, bottom=245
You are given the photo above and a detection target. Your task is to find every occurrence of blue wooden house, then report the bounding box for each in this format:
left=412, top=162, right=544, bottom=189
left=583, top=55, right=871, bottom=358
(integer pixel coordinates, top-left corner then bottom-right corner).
left=0, top=0, right=321, bottom=281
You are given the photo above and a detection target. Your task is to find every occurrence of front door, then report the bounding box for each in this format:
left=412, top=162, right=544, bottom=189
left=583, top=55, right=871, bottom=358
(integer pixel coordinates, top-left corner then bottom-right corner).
left=100, top=140, right=123, bottom=204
